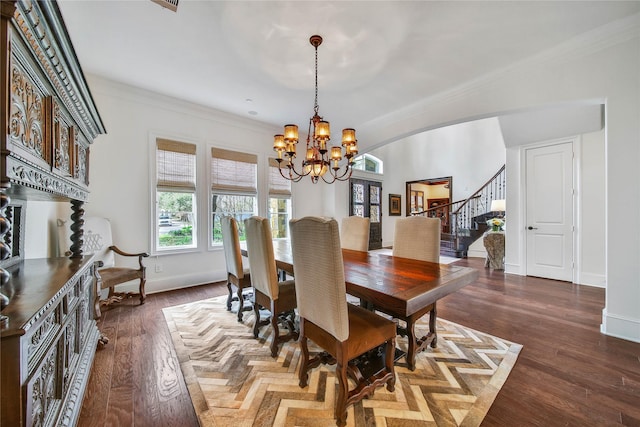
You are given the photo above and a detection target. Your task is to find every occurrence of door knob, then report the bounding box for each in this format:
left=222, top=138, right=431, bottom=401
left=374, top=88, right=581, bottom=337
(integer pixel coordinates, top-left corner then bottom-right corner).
left=527, top=226, right=538, bottom=230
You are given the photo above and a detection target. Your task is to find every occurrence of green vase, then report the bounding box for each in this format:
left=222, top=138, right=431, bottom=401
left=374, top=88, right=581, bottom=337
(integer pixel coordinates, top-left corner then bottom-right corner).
left=492, top=225, right=500, bottom=232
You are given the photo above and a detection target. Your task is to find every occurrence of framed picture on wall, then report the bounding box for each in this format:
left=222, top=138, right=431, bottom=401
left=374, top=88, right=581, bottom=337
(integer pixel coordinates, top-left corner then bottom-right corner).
left=389, top=194, right=401, bottom=216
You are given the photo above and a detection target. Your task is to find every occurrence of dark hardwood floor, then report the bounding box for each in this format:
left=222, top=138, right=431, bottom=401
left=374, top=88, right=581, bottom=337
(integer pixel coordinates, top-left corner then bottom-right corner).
left=78, top=258, right=640, bottom=427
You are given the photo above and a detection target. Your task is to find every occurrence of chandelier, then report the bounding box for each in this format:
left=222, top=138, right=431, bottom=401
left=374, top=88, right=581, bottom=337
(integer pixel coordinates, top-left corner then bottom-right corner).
left=273, top=35, right=358, bottom=184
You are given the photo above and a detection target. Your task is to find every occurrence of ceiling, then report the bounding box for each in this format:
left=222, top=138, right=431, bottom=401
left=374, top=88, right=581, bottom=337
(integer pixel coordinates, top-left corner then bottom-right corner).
left=57, top=1, right=639, bottom=143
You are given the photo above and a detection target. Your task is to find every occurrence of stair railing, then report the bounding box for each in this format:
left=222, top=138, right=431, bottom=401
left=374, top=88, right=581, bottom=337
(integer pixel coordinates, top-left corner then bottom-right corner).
left=411, top=164, right=506, bottom=256
left=451, top=164, right=506, bottom=243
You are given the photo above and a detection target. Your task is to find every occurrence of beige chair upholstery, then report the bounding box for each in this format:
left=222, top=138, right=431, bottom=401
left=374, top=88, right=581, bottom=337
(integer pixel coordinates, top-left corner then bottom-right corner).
left=244, top=216, right=298, bottom=357
left=290, top=216, right=396, bottom=427
left=388, top=215, right=441, bottom=370
left=340, top=216, right=370, bottom=252
left=57, top=216, right=148, bottom=319
left=221, top=216, right=252, bottom=322
left=392, top=215, right=441, bottom=262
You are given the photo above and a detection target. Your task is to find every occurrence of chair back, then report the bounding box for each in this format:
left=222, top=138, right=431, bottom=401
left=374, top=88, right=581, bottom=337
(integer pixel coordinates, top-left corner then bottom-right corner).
left=220, top=216, right=246, bottom=279
left=340, top=216, right=370, bottom=252
left=393, top=216, right=441, bottom=262
left=57, top=216, right=116, bottom=268
left=289, top=216, right=349, bottom=342
left=244, top=216, right=280, bottom=299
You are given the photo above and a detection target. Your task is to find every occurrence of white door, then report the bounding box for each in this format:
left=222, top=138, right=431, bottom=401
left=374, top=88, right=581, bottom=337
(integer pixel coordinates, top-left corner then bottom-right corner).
left=525, top=141, right=574, bottom=281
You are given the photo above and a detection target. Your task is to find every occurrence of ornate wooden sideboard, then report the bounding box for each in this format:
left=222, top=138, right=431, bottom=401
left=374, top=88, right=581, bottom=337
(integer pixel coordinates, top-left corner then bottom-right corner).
left=1, top=1, right=106, bottom=426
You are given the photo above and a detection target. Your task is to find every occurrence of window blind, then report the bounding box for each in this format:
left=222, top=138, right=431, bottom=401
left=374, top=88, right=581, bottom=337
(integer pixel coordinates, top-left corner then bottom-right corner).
left=268, top=158, right=291, bottom=196
left=156, top=138, right=196, bottom=190
left=211, top=148, right=257, bottom=193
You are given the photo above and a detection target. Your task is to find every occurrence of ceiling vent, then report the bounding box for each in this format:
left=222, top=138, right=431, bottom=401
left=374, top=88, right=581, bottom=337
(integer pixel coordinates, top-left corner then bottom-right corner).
left=151, top=0, right=178, bottom=12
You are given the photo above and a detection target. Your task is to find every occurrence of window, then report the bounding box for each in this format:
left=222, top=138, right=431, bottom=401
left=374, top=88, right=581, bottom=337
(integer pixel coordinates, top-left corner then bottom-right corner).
left=268, top=158, right=292, bottom=239
left=211, top=148, right=258, bottom=245
left=155, top=138, right=197, bottom=251
left=352, top=153, right=383, bottom=174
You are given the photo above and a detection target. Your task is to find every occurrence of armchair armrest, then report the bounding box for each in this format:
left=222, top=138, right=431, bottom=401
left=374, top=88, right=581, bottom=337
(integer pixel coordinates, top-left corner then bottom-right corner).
left=109, top=245, right=150, bottom=269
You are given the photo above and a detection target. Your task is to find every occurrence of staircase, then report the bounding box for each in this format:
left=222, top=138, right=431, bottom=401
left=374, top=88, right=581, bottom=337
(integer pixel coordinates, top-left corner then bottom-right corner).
left=413, top=165, right=506, bottom=258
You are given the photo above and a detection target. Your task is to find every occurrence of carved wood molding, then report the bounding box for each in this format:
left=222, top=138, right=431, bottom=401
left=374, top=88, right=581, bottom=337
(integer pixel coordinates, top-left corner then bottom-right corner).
left=12, top=0, right=106, bottom=140
left=6, top=155, right=89, bottom=201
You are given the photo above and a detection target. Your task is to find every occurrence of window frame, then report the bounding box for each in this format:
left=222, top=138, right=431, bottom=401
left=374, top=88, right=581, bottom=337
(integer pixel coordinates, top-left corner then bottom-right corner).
left=268, top=158, right=292, bottom=240
left=208, top=146, right=259, bottom=249
left=352, top=153, right=384, bottom=174
left=151, top=137, right=199, bottom=255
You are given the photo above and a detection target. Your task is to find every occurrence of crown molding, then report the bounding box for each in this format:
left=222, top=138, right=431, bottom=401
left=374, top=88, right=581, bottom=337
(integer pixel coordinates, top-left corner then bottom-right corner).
left=86, top=74, right=280, bottom=135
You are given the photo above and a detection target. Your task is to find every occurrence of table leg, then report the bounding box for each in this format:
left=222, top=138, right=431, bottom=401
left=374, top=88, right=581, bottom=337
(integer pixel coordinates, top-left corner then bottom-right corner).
left=429, top=304, right=438, bottom=348
left=405, top=303, right=438, bottom=371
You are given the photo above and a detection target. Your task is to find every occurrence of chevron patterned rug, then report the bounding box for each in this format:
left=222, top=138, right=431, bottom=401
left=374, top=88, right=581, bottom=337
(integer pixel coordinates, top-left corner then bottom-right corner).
left=163, top=296, right=522, bottom=427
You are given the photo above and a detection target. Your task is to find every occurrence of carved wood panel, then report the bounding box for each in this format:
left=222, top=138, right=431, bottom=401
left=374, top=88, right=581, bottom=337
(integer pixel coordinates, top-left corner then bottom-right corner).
left=9, top=62, right=49, bottom=167
left=51, top=99, right=74, bottom=178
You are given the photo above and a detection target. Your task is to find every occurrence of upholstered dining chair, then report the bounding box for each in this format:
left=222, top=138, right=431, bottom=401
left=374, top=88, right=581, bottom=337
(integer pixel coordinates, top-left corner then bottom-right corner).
left=57, top=216, right=149, bottom=319
left=340, top=215, right=370, bottom=252
left=220, top=215, right=252, bottom=322
left=289, top=216, right=396, bottom=427
left=389, top=215, right=440, bottom=369
left=244, top=216, right=298, bottom=357
left=393, top=215, right=441, bottom=262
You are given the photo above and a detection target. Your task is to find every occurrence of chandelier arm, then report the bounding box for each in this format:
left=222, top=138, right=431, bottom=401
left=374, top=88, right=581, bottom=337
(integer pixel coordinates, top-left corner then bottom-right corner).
left=278, top=164, right=300, bottom=182
left=279, top=158, right=312, bottom=182
left=334, top=170, right=353, bottom=181
left=320, top=173, right=336, bottom=184
left=329, top=164, right=353, bottom=181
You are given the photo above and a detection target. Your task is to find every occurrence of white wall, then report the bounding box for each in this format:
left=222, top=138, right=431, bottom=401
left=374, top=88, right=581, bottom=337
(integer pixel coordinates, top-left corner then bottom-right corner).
left=368, top=118, right=506, bottom=246
left=579, top=129, right=606, bottom=287
left=356, top=15, right=640, bottom=342
left=23, top=201, right=62, bottom=259
left=20, top=13, right=639, bottom=342
left=54, top=78, right=285, bottom=294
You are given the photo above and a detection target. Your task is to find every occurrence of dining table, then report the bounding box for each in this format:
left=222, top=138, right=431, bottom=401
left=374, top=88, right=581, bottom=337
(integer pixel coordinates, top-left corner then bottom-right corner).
left=241, top=240, right=479, bottom=371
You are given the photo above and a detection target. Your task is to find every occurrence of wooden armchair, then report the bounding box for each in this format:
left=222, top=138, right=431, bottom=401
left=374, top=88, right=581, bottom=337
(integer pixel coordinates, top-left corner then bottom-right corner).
left=244, top=216, right=298, bottom=357
left=58, top=216, right=149, bottom=319
left=220, top=216, right=252, bottom=322
left=290, top=216, right=396, bottom=427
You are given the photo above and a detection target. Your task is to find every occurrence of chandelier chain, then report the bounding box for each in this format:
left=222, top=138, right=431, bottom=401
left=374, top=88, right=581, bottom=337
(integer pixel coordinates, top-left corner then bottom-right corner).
left=314, top=43, right=319, bottom=115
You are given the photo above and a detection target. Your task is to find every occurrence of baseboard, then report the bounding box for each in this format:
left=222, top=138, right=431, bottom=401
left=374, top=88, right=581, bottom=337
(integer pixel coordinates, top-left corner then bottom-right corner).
left=466, top=249, right=486, bottom=259
left=103, top=270, right=227, bottom=296
left=601, top=308, right=640, bottom=343
left=578, top=272, right=606, bottom=288
left=504, top=263, right=522, bottom=275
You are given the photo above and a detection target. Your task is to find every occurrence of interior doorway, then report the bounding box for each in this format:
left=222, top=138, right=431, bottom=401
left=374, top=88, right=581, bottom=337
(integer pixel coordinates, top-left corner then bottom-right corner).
left=525, top=140, right=575, bottom=282
left=406, top=176, right=452, bottom=233
left=349, top=178, right=382, bottom=250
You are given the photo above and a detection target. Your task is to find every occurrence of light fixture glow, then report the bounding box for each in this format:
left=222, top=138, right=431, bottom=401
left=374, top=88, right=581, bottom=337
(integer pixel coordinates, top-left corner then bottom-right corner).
left=273, top=35, right=358, bottom=184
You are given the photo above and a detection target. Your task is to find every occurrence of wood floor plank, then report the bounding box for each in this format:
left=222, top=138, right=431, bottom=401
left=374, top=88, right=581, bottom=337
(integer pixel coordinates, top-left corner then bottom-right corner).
left=77, top=306, right=119, bottom=425
left=78, top=259, right=640, bottom=427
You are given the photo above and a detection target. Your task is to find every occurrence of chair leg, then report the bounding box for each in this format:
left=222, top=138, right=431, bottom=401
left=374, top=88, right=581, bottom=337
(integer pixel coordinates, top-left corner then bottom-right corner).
left=385, top=339, right=396, bottom=392
left=236, top=286, right=244, bottom=322
left=138, top=278, right=146, bottom=305
left=270, top=314, right=280, bottom=357
left=334, top=362, right=349, bottom=427
left=226, top=282, right=233, bottom=311
left=298, top=335, right=310, bottom=388
left=253, top=303, right=261, bottom=338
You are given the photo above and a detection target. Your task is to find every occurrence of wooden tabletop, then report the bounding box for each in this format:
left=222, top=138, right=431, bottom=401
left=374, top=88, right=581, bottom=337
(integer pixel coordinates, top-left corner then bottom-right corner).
left=241, top=240, right=479, bottom=319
